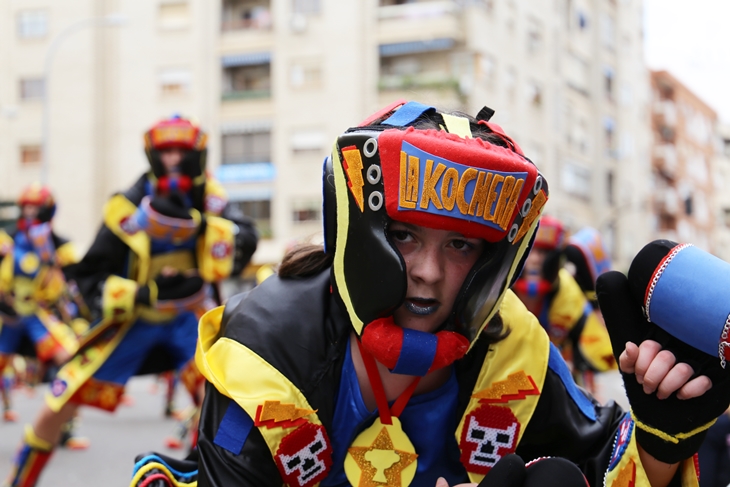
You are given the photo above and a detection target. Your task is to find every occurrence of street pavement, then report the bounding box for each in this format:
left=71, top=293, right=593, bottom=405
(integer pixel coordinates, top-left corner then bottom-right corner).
left=0, top=376, right=194, bottom=487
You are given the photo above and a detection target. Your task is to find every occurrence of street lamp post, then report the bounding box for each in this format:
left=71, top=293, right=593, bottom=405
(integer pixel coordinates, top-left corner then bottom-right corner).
left=40, top=13, right=127, bottom=184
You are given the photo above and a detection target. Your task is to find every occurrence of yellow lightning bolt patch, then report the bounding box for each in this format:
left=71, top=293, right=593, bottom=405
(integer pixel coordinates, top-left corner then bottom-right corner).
left=255, top=400, right=317, bottom=429
left=341, top=146, right=365, bottom=212
left=472, top=371, right=540, bottom=403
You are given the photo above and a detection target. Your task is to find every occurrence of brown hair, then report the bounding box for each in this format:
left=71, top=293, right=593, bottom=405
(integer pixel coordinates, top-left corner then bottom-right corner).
left=278, top=244, right=333, bottom=279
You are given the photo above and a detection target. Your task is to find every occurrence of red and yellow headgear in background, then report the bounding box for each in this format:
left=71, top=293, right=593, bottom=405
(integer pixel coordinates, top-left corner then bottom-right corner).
left=17, top=182, right=56, bottom=224
left=144, top=116, right=208, bottom=183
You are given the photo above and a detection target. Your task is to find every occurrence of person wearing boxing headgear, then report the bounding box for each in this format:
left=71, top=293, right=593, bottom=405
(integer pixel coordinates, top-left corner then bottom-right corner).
left=130, top=102, right=709, bottom=487
left=0, top=183, right=84, bottom=425
left=564, top=227, right=612, bottom=309
left=4, top=116, right=258, bottom=487
left=512, top=217, right=616, bottom=390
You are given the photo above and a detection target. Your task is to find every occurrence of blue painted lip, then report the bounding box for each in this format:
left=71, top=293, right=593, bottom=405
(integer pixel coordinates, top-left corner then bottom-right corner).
left=405, top=299, right=440, bottom=316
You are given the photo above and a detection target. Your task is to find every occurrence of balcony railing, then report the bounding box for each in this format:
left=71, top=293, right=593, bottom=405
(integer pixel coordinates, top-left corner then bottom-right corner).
left=378, top=73, right=458, bottom=91
left=378, top=1, right=459, bottom=21
left=222, top=89, right=271, bottom=101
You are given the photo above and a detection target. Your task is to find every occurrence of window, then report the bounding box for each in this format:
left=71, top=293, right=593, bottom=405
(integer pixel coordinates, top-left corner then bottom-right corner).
left=289, top=59, right=322, bottom=90
left=222, top=60, right=271, bottom=100
left=561, top=162, right=591, bottom=200
left=604, top=117, right=616, bottom=156
left=684, top=195, right=693, bottom=216
left=604, top=67, right=614, bottom=101
left=231, top=199, right=272, bottom=237
left=606, top=170, right=614, bottom=205
left=477, top=54, right=495, bottom=87
left=565, top=53, right=588, bottom=94
left=291, top=129, right=326, bottom=153
left=20, top=145, right=42, bottom=164
left=292, top=199, right=321, bottom=223
left=221, top=0, right=272, bottom=31
left=527, top=18, right=543, bottom=54
left=159, top=1, right=191, bottom=30
left=19, top=78, right=44, bottom=100
left=379, top=50, right=456, bottom=91
left=222, top=131, right=271, bottom=165
left=292, top=0, right=319, bottom=14
left=601, top=14, right=616, bottom=49
left=526, top=81, right=542, bottom=107
left=158, top=68, right=191, bottom=95
left=723, top=208, right=730, bottom=228
left=505, top=67, right=517, bottom=100
left=17, top=10, right=47, bottom=38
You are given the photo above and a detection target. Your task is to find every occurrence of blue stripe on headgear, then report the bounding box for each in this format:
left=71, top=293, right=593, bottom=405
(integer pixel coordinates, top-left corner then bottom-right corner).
left=382, top=101, right=435, bottom=127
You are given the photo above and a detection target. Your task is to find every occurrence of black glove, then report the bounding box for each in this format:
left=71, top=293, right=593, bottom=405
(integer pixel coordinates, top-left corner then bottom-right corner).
left=150, top=193, right=192, bottom=220
left=597, top=269, right=730, bottom=463
left=478, top=455, right=588, bottom=487
left=136, top=274, right=204, bottom=306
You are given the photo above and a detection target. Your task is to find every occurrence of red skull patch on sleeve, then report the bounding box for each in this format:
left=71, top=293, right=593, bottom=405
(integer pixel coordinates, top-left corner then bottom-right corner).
left=275, top=423, right=333, bottom=487
left=459, top=404, right=520, bottom=475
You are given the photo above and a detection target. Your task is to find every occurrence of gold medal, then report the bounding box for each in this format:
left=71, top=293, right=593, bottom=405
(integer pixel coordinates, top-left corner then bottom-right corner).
left=19, top=252, right=40, bottom=275
left=345, top=417, right=417, bottom=487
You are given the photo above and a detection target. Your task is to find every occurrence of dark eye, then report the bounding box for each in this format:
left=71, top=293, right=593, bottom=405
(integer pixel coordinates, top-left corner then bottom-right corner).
left=389, top=230, right=410, bottom=242
left=452, top=239, right=469, bottom=250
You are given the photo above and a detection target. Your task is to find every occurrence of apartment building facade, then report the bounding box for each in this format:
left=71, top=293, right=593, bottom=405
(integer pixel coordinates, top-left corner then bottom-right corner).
left=0, top=0, right=217, bottom=248
left=217, top=0, right=652, bottom=268
left=0, top=0, right=652, bottom=270
left=649, top=70, right=718, bottom=252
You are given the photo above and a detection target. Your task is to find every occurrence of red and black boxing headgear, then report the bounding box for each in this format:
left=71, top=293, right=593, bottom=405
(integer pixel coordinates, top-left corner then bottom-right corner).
left=323, top=101, right=549, bottom=365
left=17, top=183, right=56, bottom=228
left=144, top=115, right=208, bottom=183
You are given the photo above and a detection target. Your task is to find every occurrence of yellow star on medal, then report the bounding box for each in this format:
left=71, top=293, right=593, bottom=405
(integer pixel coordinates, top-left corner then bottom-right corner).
left=345, top=417, right=417, bottom=487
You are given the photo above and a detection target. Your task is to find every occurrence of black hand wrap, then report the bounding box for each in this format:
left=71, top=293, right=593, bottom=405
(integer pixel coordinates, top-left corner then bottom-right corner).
left=155, top=274, right=204, bottom=301
left=135, top=274, right=204, bottom=306
left=149, top=193, right=192, bottom=220
left=597, top=268, right=730, bottom=463
left=478, top=455, right=588, bottom=487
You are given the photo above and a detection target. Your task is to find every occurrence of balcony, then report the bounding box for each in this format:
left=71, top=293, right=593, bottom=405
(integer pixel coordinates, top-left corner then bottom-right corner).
left=221, top=52, right=271, bottom=102
left=653, top=144, right=678, bottom=179
left=379, top=72, right=458, bottom=91
left=377, top=1, right=462, bottom=45
left=221, top=0, right=272, bottom=32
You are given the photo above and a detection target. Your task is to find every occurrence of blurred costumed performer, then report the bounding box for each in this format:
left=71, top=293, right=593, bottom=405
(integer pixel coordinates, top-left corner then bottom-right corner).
left=512, top=216, right=616, bottom=391
left=4, top=116, right=258, bottom=487
left=0, top=184, right=82, bottom=424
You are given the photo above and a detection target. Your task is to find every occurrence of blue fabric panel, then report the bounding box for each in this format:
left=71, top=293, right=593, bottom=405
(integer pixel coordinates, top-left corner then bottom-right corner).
left=649, top=245, right=730, bottom=356
left=382, top=101, right=434, bottom=127
left=548, top=344, right=596, bottom=421
left=213, top=400, right=254, bottom=455
left=391, top=328, right=438, bottom=376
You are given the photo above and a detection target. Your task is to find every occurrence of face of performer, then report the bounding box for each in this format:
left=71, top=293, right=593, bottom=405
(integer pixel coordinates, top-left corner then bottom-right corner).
left=523, top=247, right=548, bottom=281
left=389, top=221, right=484, bottom=333
left=21, top=204, right=40, bottom=221
left=160, top=148, right=185, bottom=174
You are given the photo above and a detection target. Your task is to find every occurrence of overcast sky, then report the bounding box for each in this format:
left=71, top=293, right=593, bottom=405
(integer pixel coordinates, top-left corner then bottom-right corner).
left=644, top=0, right=730, bottom=123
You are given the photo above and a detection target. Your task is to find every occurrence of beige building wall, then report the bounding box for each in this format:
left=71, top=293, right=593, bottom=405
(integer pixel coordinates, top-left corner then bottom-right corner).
left=1, top=0, right=652, bottom=271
